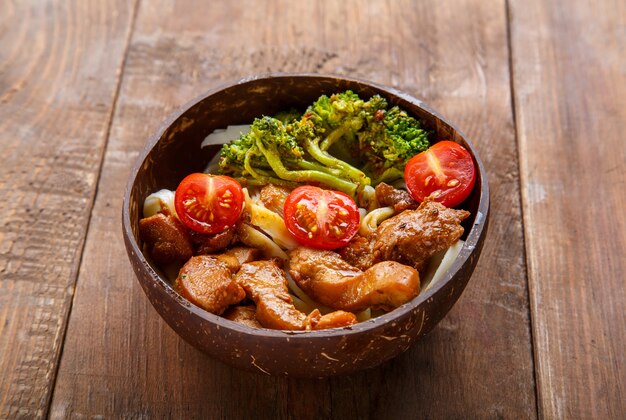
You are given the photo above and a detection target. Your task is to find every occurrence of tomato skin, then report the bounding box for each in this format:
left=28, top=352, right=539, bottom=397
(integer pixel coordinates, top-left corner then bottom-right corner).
left=404, top=141, right=476, bottom=208
left=283, top=186, right=360, bottom=250
left=174, top=173, right=244, bottom=234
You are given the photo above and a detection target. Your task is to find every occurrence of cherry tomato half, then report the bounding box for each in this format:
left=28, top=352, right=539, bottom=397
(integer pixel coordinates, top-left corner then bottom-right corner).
left=404, top=140, right=476, bottom=208
left=174, top=173, right=244, bottom=234
left=283, top=186, right=360, bottom=250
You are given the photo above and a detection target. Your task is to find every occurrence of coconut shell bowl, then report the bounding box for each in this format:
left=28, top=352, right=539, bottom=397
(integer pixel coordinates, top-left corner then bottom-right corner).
left=122, top=74, right=489, bottom=377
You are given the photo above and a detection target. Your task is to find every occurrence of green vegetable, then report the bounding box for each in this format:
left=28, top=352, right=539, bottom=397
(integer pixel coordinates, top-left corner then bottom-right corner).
left=219, top=116, right=359, bottom=195
left=289, top=91, right=383, bottom=188
left=304, top=91, right=387, bottom=151
left=358, top=106, right=430, bottom=184
left=217, top=90, right=430, bottom=197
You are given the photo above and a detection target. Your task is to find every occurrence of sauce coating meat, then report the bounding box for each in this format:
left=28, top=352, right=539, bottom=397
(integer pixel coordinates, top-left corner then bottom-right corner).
left=140, top=184, right=470, bottom=329
left=175, top=255, right=245, bottom=315
left=188, top=226, right=237, bottom=255
left=340, top=199, right=470, bottom=273
left=289, top=248, right=420, bottom=312
left=374, top=200, right=470, bottom=272
left=337, top=234, right=376, bottom=272
left=374, top=182, right=418, bottom=213
left=259, top=184, right=291, bottom=216
left=234, top=260, right=357, bottom=330
left=223, top=305, right=263, bottom=328
left=223, top=246, right=262, bottom=266
left=139, top=213, right=193, bottom=265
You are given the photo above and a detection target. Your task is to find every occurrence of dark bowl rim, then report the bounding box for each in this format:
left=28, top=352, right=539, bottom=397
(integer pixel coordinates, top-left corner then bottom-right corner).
left=122, top=72, right=490, bottom=339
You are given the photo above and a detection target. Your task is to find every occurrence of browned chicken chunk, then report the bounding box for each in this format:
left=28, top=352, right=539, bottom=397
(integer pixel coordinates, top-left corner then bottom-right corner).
left=223, top=305, right=263, bottom=328
left=375, top=182, right=418, bottom=213
left=341, top=199, right=470, bottom=273
left=259, top=184, right=291, bottom=216
left=308, top=309, right=359, bottom=330
left=188, top=226, right=237, bottom=255
left=139, top=213, right=193, bottom=265
left=223, top=247, right=262, bottom=266
left=289, top=248, right=420, bottom=312
left=208, top=247, right=262, bottom=273
left=212, top=254, right=241, bottom=273
left=337, top=234, right=376, bottom=271
left=234, top=260, right=357, bottom=330
left=175, top=255, right=245, bottom=315
left=374, top=200, right=470, bottom=272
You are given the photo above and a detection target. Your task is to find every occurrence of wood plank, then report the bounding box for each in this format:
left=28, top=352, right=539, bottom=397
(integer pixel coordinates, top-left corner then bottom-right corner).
left=509, top=0, right=626, bottom=417
left=0, top=1, right=138, bottom=418
left=50, top=0, right=536, bottom=417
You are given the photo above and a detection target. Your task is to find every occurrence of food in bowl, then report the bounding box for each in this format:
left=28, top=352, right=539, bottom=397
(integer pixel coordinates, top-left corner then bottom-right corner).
left=138, top=91, right=475, bottom=332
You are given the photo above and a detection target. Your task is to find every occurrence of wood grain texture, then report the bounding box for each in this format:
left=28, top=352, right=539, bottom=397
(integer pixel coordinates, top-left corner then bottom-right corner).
left=0, top=1, right=137, bottom=418
left=50, top=0, right=535, bottom=418
left=509, top=0, right=626, bottom=417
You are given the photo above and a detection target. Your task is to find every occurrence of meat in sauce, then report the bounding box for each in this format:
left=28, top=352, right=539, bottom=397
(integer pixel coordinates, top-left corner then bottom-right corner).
left=140, top=185, right=469, bottom=329
left=375, top=200, right=470, bottom=272
left=289, top=247, right=420, bottom=312
left=223, top=246, right=262, bottom=266
left=188, top=226, right=237, bottom=255
left=223, top=305, right=263, bottom=328
left=337, top=234, right=376, bottom=272
left=139, top=213, right=193, bottom=265
left=259, top=184, right=291, bottom=216
left=375, top=182, right=418, bottom=213
left=234, top=260, right=357, bottom=330
left=175, top=255, right=245, bottom=315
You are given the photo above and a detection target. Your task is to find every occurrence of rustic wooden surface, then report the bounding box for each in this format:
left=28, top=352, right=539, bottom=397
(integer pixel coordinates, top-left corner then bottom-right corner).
left=0, top=0, right=137, bottom=418
left=0, top=0, right=623, bottom=418
left=509, top=0, right=626, bottom=418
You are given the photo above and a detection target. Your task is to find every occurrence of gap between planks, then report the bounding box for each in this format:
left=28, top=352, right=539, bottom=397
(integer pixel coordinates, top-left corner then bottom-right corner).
left=504, top=0, right=540, bottom=418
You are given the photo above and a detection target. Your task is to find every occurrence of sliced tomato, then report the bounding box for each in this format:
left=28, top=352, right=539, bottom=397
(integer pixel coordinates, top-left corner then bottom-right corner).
left=174, top=173, right=244, bottom=234
left=283, top=186, right=360, bottom=250
left=404, top=140, right=476, bottom=208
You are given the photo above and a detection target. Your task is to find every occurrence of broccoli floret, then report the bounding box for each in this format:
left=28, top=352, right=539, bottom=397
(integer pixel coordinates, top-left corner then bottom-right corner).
left=291, top=91, right=389, bottom=188
left=283, top=114, right=367, bottom=189
left=304, top=91, right=386, bottom=150
left=358, top=106, right=430, bottom=184
left=218, top=131, right=284, bottom=186
left=217, top=91, right=430, bottom=197
left=218, top=116, right=359, bottom=196
left=306, top=91, right=363, bottom=132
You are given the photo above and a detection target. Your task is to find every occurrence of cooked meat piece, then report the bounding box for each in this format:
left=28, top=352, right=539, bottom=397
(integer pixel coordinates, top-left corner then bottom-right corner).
left=210, top=247, right=262, bottom=273
left=235, top=260, right=309, bottom=330
left=288, top=248, right=420, bottom=312
left=259, top=184, right=291, bottom=216
left=374, top=200, right=470, bottom=272
left=337, top=234, right=376, bottom=271
left=375, top=182, right=418, bottom=213
left=223, top=247, right=262, bottom=265
left=234, top=260, right=356, bottom=330
left=188, top=226, right=237, bottom=255
left=213, top=254, right=241, bottom=273
left=139, top=213, right=193, bottom=265
left=175, top=255, right=245, bottom=315
left=223, top=305, right=263, bottom=328
left=307, top=309, right=360, bottom=330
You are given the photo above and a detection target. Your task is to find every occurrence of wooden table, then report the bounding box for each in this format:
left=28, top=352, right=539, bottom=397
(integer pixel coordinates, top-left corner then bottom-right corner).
left=1, top=0, right=624, bottom=418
